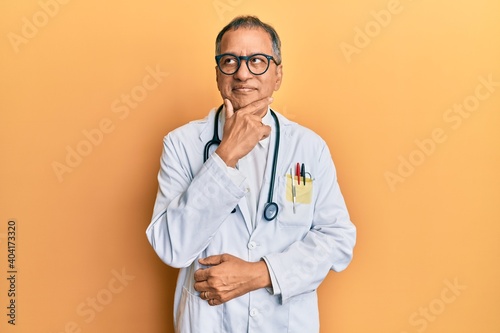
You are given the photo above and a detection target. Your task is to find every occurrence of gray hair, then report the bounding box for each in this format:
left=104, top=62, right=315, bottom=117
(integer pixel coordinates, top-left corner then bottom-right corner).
left=215, top=16, right=282, bottom=65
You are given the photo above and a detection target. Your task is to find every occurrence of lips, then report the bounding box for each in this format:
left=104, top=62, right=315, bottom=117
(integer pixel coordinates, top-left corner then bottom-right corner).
left=232, top=86, right=256, bottom=92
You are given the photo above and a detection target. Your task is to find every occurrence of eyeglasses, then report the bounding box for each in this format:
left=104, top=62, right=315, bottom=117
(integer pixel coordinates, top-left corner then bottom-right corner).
left=215, top=53, right=278, bottom=76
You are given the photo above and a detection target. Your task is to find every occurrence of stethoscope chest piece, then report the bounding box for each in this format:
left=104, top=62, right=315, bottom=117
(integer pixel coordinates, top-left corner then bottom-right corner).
left=263, top=202, right=278, bottom=221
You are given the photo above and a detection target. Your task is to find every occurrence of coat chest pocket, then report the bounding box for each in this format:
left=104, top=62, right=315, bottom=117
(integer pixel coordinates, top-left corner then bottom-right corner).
left=276, top=174, right=314, bottom=227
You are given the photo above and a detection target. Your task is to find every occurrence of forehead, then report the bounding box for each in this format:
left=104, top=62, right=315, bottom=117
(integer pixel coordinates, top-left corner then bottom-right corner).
left=219, top=27, right=273, bottom=54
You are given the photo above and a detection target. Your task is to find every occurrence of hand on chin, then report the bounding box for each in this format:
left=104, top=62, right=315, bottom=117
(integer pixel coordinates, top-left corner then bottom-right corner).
left=227, top=94, right=261, bottom=111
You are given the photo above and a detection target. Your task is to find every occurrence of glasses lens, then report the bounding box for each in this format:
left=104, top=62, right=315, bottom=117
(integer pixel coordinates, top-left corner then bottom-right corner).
left=248, top=54, right=270, bottom=75
left=218, top=54, right=239, bottom=74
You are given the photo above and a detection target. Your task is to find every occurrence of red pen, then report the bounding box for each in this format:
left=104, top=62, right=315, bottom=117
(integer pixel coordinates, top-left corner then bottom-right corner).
left=296, top=163, right=300, bottom=185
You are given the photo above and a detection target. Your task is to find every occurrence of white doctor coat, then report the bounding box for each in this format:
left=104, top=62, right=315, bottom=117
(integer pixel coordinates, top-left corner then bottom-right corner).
left=146, top=107, right=356, bottom=333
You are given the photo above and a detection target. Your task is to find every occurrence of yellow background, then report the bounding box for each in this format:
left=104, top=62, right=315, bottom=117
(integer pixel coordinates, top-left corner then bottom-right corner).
left=1, top=0, right=499, bottom=332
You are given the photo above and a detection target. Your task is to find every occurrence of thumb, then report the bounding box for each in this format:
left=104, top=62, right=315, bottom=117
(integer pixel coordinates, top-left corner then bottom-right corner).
left=224, top=99, right=234, bottom=119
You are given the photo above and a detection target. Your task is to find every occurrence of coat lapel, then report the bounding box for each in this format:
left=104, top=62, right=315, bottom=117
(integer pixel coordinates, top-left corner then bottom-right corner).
left=236, top=191, right=253, bottom=234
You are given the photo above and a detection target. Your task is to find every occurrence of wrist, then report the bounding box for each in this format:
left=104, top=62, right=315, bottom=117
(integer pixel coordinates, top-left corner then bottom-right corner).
left=254, top=260, right=272, bottom=289
left=215, top=145, right=238, bottom=168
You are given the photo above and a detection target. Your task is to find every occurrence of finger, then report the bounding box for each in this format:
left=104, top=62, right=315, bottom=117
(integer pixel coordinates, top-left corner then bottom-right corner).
left=208, top=289, right=239, bottom=306
left=194, top=268, right=209, bottom=282
left=251, top=96, right=273, bottom=117
left=224, top=99, right=234, bottom=119
left=238, top=96, right=273, bottom=116
left=260, top=125, right=272, bottom=140
left=194, top=280, right=209, bottom=291
left=199, top=291, right=209, bottom=300
left=198, top=255, right=224, bottom=266
left=212, top=298, right=224, bottom=306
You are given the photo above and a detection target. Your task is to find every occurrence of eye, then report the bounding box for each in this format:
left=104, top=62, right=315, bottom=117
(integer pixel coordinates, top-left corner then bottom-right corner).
left=250, top=56, right=265, bottom=64
left=220, top=55, right=238, bottom=65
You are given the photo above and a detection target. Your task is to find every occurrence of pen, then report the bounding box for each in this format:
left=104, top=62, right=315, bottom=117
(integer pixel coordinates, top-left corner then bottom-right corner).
left=301, top=163, right=305, bottom=185
left=296, top=163, right=300, bottom=185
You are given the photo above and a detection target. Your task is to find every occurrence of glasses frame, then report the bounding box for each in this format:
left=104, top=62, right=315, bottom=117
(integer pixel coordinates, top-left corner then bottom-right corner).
left=215, top=53, right=277, bottom=76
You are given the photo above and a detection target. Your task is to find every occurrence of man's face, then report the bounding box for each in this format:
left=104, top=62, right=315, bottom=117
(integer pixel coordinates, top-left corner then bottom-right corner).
left=216, top=27, right=283, bottom=111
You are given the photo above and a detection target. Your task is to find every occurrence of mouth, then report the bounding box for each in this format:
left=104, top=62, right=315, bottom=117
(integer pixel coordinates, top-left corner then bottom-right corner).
left=232, top=86, right=257, bottom=93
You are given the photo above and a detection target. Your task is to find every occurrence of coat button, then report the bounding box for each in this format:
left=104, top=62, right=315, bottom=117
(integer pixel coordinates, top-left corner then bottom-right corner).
left=247, top=241, right=257, bottom=250
left=250, top=308, right=259, bottom=317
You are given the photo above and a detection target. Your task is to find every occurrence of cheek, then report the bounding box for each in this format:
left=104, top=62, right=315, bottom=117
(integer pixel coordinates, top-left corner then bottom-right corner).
left=261, top=78, right=277, bottom=94
left=217, top=77, right=231, bottom=93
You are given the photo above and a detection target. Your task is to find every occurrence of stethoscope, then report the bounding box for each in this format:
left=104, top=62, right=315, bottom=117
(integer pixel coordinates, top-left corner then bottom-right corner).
left=204, top=105, right=280, bottom=221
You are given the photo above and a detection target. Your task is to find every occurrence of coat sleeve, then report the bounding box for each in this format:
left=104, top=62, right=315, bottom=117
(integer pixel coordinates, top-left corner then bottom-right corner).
left=146, top=132, right=246, bottom=268
left=262, top=142, right=356, bottom=304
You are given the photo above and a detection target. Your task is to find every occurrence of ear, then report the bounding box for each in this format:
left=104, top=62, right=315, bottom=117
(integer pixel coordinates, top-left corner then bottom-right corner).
left=215, top=66, right=221, bottom=91
left=273, top=64, right=283, bottom=91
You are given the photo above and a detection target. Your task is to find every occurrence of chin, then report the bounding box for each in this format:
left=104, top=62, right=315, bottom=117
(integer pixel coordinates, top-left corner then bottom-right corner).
left=229, top=95, right=259, bottom=110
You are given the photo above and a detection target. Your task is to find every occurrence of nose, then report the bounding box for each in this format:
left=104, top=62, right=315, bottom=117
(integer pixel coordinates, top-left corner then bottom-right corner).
left=233, top=59, right=253, bottom=81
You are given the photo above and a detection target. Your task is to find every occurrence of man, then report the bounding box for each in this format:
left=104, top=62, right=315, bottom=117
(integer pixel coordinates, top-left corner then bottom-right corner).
left=146, top=15, right=356, bottom=333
